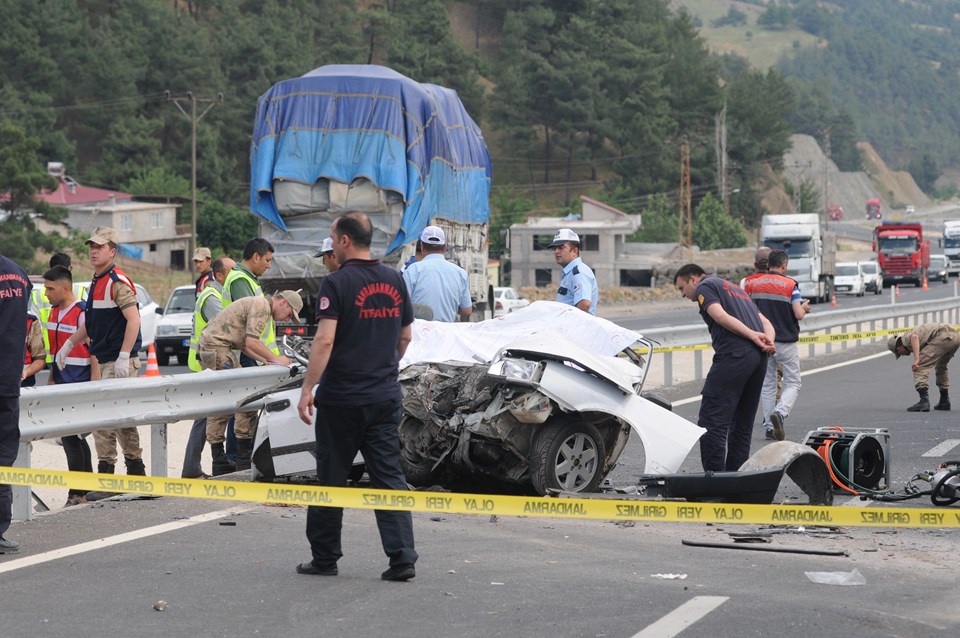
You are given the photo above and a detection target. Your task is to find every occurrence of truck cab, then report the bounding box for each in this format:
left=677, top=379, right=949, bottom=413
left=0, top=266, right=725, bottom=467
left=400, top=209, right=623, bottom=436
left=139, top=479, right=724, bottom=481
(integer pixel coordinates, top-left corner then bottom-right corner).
left=940, top=220, right=960, bottom=276
left=873, top=222, right=930, bottom=287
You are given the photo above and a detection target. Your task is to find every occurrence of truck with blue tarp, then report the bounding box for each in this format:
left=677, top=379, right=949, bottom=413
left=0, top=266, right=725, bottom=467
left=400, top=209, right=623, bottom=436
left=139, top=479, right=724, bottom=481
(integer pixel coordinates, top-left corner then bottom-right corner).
left=248, top=64, right=493, bottom=334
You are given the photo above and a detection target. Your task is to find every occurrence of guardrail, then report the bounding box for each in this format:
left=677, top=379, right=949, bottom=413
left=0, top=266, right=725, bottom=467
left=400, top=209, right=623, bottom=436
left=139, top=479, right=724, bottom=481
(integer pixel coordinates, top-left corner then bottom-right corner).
left=12, top=365, right=303, bottom=522
left=642, top=296, right=960, bottom=388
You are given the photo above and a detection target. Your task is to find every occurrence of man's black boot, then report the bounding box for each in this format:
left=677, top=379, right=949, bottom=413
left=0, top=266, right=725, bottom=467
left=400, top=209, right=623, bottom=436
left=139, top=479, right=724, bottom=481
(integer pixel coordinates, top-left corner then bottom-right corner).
left=235, top=438, right=253, bottom=472
left=97, top=461, right=115, bottom=474
left=907, top=389, right=930, bottom=412
left=934, top=389, right=951, bottom=411
left=125, top=457, right=146, bottom=476
left=211, top=443, right=236, bottom=476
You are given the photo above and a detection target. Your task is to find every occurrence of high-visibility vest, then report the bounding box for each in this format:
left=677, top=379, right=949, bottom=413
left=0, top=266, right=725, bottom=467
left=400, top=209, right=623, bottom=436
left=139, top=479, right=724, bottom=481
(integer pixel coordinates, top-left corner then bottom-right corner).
left=46, top=301, right=92, bottom=384
left=31, top=287, right=54, bottom=363
left=188, top=284, right=222, bottom=372
left=221, top=268, right=279, bottom=357
left=221, top=267, right=262, bottom=308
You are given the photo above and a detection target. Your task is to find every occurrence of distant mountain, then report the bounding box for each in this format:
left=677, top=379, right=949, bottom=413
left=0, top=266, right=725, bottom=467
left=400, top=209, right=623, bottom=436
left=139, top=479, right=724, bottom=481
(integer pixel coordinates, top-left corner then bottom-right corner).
left=677, top=0, right=960, bottom=183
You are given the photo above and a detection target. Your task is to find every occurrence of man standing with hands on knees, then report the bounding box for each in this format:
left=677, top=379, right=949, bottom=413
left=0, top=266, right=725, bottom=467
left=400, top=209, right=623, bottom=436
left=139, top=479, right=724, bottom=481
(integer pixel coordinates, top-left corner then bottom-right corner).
left=675, top=264, right=776, bottom=472
left=56, top=227, right=146, bottom=477
left=296, top=211, right=418, bottom=582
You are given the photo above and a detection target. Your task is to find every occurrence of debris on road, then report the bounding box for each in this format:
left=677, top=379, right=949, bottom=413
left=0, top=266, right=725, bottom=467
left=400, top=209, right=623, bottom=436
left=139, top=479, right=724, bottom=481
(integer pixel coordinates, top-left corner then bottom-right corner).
left=153, top=601, right=168, bottom=611
left=805, top=569, right=866, bottom=586
left=651, top=573, right=687, bottom=580
left=682, top=539, right=848, bottom=556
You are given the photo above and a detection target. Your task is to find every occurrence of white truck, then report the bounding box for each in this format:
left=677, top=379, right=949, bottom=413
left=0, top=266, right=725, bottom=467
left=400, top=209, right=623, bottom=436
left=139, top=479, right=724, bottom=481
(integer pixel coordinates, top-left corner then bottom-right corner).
left=760, top=214, right=836, bottom=303
left=940, top=220, right=960, bottom=276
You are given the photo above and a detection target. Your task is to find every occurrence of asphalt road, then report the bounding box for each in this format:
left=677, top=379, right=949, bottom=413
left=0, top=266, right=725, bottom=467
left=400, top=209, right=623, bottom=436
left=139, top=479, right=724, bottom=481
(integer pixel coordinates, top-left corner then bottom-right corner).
left=4, top=340, right=960, bottom=637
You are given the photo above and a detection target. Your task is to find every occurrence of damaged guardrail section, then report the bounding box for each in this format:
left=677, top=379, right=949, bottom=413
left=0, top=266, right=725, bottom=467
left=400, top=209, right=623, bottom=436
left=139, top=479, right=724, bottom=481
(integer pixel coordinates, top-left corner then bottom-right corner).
left=1, top=468, right=957, bottom=529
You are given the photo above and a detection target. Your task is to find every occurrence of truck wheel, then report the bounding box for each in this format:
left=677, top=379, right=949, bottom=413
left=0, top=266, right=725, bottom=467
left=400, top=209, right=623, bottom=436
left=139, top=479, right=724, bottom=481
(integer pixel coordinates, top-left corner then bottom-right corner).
left=398, top=415, right=439, bottom=486
left=529, top=418, right=605, bottom=495
left=157, top=351, right=170, bottom=367
left=177, top=352, right=189, bottom=366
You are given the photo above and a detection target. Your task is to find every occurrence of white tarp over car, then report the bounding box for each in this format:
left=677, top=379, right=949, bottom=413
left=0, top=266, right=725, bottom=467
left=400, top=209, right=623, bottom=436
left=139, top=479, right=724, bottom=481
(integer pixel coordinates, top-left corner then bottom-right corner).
left=401, top=301, right=640, bottom=368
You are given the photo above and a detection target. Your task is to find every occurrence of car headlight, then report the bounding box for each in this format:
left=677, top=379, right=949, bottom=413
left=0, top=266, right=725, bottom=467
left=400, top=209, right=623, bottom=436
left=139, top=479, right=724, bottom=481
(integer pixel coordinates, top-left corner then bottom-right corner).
left=157, top=325, right=176, bottom=336
left=487, top=358, right=544, bottom=383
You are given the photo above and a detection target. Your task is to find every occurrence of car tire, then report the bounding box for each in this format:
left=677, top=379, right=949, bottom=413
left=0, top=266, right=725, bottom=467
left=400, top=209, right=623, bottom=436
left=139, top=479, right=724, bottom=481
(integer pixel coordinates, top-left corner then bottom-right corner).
left=398, top=415, right=441, bottom=486
left=157, top=351, right=170, bottom=367
left=529, top=418, right=605, bottom=495
left=177, top=352, right=189, bottom=366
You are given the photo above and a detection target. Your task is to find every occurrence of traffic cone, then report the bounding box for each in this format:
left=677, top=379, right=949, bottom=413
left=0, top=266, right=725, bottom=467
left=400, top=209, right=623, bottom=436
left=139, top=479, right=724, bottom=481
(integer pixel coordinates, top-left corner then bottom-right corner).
left=896, top=284, right=901, bottom=297
left=831, top=291, right=838, bottom=308
left=145, top=344, right=160, bottom=377
left=922, top=274, right=929, bottom=291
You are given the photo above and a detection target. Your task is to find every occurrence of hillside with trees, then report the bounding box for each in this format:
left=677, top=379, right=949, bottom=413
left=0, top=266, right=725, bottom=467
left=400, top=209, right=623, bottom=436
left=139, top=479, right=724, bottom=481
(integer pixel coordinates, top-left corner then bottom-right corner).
left=3, top=0, right=946, bottom=262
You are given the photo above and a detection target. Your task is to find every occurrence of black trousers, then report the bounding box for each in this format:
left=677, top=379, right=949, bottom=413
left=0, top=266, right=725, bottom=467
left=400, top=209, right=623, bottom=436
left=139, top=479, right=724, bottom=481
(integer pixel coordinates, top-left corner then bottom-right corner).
left=62, top=434, right=92, bottom=497
left=305, top=399, right=417, bottom=568
left=698, top=348, right=767, bottom=472
left=0, top=395, right=20, bottom=537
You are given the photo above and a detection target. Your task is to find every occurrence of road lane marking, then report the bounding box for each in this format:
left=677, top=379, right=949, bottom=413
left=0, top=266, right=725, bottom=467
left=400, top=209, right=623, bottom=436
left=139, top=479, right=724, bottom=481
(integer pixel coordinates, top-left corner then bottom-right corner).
left=922, top=439, right=960, bottom=458
left=671, top=351, right=891, bottom=407
left=0, top=504, right=254, bottom=575
left=631, top=595, right=729, bottom=638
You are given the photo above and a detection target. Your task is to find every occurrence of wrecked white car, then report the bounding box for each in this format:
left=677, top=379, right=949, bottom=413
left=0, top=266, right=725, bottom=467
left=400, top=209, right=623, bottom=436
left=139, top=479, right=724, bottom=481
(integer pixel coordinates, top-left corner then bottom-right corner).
left=252, top=302, right=704, bottom=495
left=398, top=333, right=703, bottom=494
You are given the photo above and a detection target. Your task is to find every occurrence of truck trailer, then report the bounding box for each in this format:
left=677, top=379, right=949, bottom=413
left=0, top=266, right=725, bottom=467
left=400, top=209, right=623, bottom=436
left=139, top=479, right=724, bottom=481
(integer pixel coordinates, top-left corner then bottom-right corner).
left=941, top=220, right=960, bottom=276
left=247, top=65, right=493, bottom=334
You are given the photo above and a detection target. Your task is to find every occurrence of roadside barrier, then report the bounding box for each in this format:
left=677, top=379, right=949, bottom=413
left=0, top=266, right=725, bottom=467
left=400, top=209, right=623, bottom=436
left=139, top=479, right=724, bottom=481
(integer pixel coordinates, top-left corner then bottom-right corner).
left=1, top=467, right=957, bottom=529
left=643, top=325, right=916, bottom=354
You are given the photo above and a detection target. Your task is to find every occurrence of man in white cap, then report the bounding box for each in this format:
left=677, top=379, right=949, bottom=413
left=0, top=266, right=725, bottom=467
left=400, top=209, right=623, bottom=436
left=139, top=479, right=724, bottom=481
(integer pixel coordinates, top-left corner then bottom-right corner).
left=314, top=237, right=340, bottom=273
left=193, top=246, right=214, bottom=294
left=549, top=228, right=598, bottom=314
left=402, top=225, right=472, bottom=322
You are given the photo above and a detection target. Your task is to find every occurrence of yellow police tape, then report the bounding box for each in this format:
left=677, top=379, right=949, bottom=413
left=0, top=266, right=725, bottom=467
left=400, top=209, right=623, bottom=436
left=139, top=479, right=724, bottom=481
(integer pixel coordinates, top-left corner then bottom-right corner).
left=2, top=467, right=958, bottom=528
left=646, top=326, right=911, bottom=353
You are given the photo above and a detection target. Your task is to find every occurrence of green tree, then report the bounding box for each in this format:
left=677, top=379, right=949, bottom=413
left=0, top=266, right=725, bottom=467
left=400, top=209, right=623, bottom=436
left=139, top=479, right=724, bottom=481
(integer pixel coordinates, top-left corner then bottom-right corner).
left=693, top=193, right=746, bottom=250
left=908, top=154, right=939, bottom=193
left=197, top=201, right=259, bottom=257
left=126, top=167, right=192, bottom=199
left=0, top=120, right=63, bottom=267
left=628, top=195, right=679, bottom=243
left=490, top=189, right=534, bottom=257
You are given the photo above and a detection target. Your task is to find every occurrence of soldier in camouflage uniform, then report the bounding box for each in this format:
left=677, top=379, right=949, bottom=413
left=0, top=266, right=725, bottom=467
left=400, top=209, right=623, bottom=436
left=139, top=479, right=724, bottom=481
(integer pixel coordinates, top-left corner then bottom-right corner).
left=21, top=313, right=46, bottom=387
left=198, top=291, right=300, bottom=474
left=889, top=323, right=960, bottom=412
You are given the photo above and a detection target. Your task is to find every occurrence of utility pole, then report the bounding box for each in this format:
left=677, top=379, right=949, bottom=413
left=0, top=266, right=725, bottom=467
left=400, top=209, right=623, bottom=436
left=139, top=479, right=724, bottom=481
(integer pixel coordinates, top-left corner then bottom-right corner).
left=679, top=138, right=692, bottom=262
left=715, top=104, right=729, bottom=216
left=166, top=90, right=223, bottom=264
left=822, top=127, right=831, bottom=229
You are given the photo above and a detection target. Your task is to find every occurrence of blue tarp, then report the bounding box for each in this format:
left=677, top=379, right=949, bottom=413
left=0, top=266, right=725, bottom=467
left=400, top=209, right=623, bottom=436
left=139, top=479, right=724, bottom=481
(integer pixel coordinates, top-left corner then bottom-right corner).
left=249, top=65, right=492, bottom=253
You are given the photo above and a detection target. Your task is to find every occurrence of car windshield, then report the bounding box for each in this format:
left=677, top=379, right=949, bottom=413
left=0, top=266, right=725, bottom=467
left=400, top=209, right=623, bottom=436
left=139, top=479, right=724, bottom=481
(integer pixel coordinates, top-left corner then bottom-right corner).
left=836, top=265, right=859, bottom=276
left=763, top=238, right=812, bottom=258
left=944, top=237, right=960, bottom=248
left=165, top=288, right=196, bottom=314
left=930, top=257, right=947, bottom=268
left=878, top=237, right=919, bottom=254
left=860, top=263, right=877, bottom=274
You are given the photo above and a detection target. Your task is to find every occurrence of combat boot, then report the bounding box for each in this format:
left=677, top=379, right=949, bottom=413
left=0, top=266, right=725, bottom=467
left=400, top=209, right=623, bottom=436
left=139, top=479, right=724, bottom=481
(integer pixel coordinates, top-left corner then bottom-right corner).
left=125, top=457, right=146, bottom=476
left=907, top=389, right=930, bottom=412
left=211, top=443, right=236, bottom=476
left=934, top=389, right=951, bottom=411
left=97, top=461, right=115, bottom=474
left=235, top=438, right=253, bottom=472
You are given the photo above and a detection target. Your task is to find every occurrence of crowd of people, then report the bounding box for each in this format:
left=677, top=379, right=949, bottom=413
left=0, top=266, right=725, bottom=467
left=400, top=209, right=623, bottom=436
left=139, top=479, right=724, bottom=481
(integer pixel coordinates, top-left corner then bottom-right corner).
left=4, top=218, right=953, bottom=576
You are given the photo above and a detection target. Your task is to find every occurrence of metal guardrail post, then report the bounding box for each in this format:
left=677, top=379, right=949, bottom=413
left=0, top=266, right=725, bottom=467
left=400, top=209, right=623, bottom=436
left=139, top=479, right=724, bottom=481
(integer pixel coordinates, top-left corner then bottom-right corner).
left=12, top=441, right=32, bottom=522
left=663, top=352, right=673, bottom=387
left=151, top=424, right=168, bottom=477
left=694, top=350, right=702, bottom=380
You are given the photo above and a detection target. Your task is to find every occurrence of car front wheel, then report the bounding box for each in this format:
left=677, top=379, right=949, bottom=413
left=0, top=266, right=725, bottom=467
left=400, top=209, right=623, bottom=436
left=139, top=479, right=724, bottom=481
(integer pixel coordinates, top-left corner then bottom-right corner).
left=529, top=418, right=605, bottom=495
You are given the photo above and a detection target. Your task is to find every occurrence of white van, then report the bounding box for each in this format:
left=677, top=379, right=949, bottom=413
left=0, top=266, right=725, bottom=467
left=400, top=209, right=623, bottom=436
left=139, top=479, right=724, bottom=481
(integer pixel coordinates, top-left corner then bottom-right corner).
left=858, top=260, right=883, bottom=295
left=834, top=262, right=865, bottom=296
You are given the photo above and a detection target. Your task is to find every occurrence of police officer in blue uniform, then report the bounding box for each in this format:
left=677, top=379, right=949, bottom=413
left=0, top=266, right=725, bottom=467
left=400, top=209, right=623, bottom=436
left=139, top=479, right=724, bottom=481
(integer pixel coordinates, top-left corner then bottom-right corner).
left=549, top=228, right=598, bottom=315
left=675, top=264, right=776, bottom=472
left=0, top=251, right=30, bottom=554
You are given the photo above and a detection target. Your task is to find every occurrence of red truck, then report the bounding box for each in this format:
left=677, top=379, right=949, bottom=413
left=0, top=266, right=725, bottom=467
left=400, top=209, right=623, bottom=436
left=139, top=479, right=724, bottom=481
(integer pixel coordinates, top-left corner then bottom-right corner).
left=873, top=222, right=930, bottom=287
left=865, top=198, right=881, bottom=220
